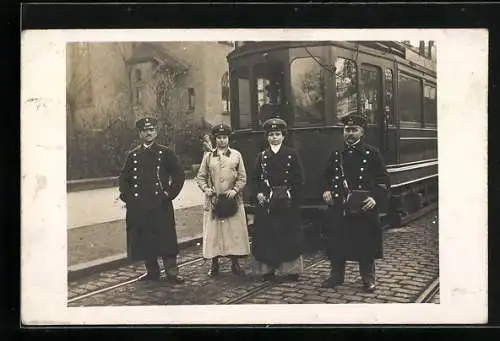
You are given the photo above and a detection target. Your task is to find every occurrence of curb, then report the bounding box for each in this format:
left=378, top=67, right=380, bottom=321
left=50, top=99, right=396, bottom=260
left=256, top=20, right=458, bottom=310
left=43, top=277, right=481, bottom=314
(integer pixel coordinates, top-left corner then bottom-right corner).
left=67, top=234, right=203, bottom=282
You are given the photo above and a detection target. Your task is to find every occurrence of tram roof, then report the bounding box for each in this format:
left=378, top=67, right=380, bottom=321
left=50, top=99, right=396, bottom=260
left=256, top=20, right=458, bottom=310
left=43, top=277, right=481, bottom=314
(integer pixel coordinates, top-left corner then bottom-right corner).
left=227, top=41, right=436, bottom=74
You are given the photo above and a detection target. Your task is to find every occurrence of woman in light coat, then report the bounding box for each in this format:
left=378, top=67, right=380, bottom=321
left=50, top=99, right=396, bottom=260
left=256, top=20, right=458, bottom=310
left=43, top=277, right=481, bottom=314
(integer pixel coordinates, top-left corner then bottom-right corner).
left=196, top=123, right=250, bottom=277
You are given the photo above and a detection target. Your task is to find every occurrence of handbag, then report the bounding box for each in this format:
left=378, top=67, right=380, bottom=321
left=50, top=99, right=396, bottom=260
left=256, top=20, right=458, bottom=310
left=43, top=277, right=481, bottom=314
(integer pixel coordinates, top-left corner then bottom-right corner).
left=269, top=185, right=292, bottom=210
left=204, top=151, right=239, bottom=219
left=212, top=194, right=238, bottom=219
left=337, top=152, right=370, bottom=216
left=345, top=190, right=370, bottom=215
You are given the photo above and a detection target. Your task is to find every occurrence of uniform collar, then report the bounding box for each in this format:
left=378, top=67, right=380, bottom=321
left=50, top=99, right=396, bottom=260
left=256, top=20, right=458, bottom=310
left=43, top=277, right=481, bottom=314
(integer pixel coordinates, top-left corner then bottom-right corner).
left=343, top=139, right=363, bottom=152
left=213, top=147, right=231, bottom=157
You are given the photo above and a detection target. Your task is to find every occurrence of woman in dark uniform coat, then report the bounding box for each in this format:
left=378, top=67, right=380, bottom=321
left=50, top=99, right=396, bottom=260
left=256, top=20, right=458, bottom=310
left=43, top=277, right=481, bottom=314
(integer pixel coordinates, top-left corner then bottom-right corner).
left=119, top=117, right=185, bottom=283
left=251, top=118, right=306, bottom=282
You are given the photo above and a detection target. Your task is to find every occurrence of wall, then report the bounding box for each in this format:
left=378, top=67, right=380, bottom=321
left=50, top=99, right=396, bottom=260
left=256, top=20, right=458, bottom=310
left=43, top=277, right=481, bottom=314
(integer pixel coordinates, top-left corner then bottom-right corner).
left=68, top=42, right=134, bottom=131
left=201, top=42, right=233, bottom=126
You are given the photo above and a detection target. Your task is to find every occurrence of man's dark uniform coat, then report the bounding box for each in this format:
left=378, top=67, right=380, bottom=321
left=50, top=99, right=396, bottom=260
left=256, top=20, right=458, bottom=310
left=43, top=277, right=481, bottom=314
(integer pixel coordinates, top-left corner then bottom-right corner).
left=322, top=141, right=390, bottom=262
left=119, top=142, right=185, bottom=261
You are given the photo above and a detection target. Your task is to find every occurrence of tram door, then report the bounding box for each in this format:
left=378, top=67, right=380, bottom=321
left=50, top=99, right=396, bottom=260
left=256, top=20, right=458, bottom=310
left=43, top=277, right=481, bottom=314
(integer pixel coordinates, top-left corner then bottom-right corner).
left=359, top=64, right=390, bottom=160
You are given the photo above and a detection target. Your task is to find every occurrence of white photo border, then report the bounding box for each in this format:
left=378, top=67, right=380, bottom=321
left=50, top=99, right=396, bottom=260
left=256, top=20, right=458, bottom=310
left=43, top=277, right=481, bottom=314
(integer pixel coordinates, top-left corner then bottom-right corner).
left=20, top=28, right=488, bottom=325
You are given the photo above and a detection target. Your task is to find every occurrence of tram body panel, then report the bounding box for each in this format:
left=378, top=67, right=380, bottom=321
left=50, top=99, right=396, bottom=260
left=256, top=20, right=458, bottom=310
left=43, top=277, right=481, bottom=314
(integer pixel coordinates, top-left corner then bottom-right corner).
left=227, top=41, right=438, bottom=225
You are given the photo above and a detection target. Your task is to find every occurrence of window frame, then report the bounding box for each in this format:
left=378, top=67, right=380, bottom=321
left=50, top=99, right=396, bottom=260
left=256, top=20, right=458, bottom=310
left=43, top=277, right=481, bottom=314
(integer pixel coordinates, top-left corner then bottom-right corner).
left=359, top=63, right=383, bottom=127
left=397, top=71, right=424, bottom=128
left=423, top=81, right=437, bottom=128
left=333, top=56, right=359, bottom=125
left=289, top=55, right=327, bottom=128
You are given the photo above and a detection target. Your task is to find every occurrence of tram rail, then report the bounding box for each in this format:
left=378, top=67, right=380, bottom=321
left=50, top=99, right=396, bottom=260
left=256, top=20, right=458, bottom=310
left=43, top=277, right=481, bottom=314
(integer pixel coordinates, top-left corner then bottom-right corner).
left=68, top=204, right=438, bottom=305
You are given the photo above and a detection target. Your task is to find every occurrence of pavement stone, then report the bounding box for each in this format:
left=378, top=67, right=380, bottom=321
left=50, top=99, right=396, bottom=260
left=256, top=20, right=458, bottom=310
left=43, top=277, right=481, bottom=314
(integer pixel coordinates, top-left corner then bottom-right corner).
left=68, top=211, right=439, bottom=306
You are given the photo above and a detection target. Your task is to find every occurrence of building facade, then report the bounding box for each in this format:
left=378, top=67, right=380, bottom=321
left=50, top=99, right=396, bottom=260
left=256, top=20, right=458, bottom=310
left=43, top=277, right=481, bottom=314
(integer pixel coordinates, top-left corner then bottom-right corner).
left=67, top=41, right=234, bottom=132
left=66, top=42, right=234, bottom=180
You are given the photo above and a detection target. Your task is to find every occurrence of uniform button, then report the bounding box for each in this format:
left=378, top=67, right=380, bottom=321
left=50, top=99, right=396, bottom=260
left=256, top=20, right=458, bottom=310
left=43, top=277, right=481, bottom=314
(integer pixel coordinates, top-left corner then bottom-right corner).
left=335, top=159, right=338, bottom=162
left=158, top=158, right=161, bottom=161
left=335, top=176, right=339, bottom=179
left=334, top=193, right=339, bottom=197
left=157, top=166, right=160, bottom=169
left=155, top=191, right=159, bottom=195
left=358, top=185, right=362, bottom=189
left=133, top=153, right=137, bottom=157
left=335, top=167, right=339, bottom=171
left=287, top=163, right=290, bottom=166
left=366, top=151, right=370, bottom=154
left=284, top=179, right=288, bottom=183
left=263, top=163, right=267, bottom=166
left=360, top=168, right=364, bottom=171
left=334, top=185, right=338, bottom=188
left=134, top=193, right=138, bottom=197
left=359, top=176, right=363, bottom=179
left=159, top=151, right=163, bottom=154
left=349, top=150, right=353, bottom=154
left=133, top=168, right=137, bottom=171
left=134, top=184, right=138, bottom=188
left=156, top=182, right=159, bottom=186
left=363, top=160, right=367, bottom=163
left=288, top=155, right=292, bottom=159
left=133, top=160, right=138, bottom=164
left=133, top=176, right=138, bottom=179
left=285, top=170, right=289, bottom=174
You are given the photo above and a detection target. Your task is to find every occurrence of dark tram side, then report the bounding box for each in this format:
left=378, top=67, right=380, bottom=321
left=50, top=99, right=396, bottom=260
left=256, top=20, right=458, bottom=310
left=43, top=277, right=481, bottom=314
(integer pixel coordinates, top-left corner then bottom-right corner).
left=226, top=41, right=438, bottom=228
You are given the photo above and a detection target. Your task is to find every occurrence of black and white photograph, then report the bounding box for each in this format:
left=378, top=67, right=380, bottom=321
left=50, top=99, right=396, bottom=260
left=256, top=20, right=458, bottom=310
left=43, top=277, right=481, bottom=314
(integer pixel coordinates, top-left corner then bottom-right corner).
left=21, top=29, right=488, bottom=325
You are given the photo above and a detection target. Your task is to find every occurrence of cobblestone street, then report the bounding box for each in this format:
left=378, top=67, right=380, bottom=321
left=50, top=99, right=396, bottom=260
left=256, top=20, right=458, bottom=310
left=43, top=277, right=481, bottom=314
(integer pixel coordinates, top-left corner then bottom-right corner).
left=68, top=210, right=439, bottom=306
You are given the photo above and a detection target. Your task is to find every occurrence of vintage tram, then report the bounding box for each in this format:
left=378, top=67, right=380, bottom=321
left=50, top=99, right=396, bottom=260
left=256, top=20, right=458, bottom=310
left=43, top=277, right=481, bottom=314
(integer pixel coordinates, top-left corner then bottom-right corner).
left=226, top=41, right=438, bottom=229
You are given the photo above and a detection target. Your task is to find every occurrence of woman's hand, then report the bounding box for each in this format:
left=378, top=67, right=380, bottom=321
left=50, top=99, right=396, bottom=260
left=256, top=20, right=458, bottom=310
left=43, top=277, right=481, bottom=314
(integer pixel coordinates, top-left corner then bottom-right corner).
left=257, top=193, right=266, bottom=205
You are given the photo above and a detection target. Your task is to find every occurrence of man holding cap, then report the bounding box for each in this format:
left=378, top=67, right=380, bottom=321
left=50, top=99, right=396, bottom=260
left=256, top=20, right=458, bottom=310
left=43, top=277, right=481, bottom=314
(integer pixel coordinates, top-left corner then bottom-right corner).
left=118, top=116, right=185, bottom=283
left=321, top=113, right=390, bottom=292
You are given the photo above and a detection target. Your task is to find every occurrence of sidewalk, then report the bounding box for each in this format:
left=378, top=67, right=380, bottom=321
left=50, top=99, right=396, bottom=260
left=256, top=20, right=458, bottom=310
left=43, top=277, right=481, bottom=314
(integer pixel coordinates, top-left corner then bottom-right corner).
left=68, top=179, right=203, bottom=229
left=67, top=179, right=205, bottom=278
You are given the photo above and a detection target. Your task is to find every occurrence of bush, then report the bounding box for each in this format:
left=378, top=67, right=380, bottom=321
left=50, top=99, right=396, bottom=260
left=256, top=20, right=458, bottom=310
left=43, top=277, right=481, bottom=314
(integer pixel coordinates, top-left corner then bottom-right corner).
left=67, top=118, right=210, bottom=180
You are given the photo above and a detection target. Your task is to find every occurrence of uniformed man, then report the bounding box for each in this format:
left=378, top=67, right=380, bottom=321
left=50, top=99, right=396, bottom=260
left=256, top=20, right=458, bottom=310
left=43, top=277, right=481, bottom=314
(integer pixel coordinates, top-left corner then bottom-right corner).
left=118, top=117, right=186, bottom=283
left=251, top=117, right=306, bottom=282
left=321, top=114, right=390, bottom=292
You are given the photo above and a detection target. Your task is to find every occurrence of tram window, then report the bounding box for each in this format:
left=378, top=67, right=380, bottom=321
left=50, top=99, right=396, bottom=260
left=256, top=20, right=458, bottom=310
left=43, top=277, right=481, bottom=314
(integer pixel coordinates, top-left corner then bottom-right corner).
left=384, top=69, right=395, bottom=126
left=398, top=73, right=423, bottom=125
left=254, top=62, right=285, bottom=126
left=290, top=57, right=325, bottom=126
left=236, top=67, right=251, bottom=129
left=424, top=84, right=437, bottom=126
left=360, top=65, right=381, bottom=125
left=335, top=58, right=358, bottom=121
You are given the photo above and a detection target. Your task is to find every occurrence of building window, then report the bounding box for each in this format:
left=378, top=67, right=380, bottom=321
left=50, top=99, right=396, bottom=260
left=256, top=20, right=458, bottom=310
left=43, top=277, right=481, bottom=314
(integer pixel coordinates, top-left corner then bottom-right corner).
left=221, top=72, right=230, bottom=114
left=188, top=87, right=195, bottom=111
left=290, top=56, right=325, bottom=126
left=135, top=69, right=142, bottom=82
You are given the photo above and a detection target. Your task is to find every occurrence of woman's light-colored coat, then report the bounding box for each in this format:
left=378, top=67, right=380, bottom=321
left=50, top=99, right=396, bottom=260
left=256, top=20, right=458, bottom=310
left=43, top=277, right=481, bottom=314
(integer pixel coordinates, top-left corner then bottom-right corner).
left=196, top=148, right=250, bottom=259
